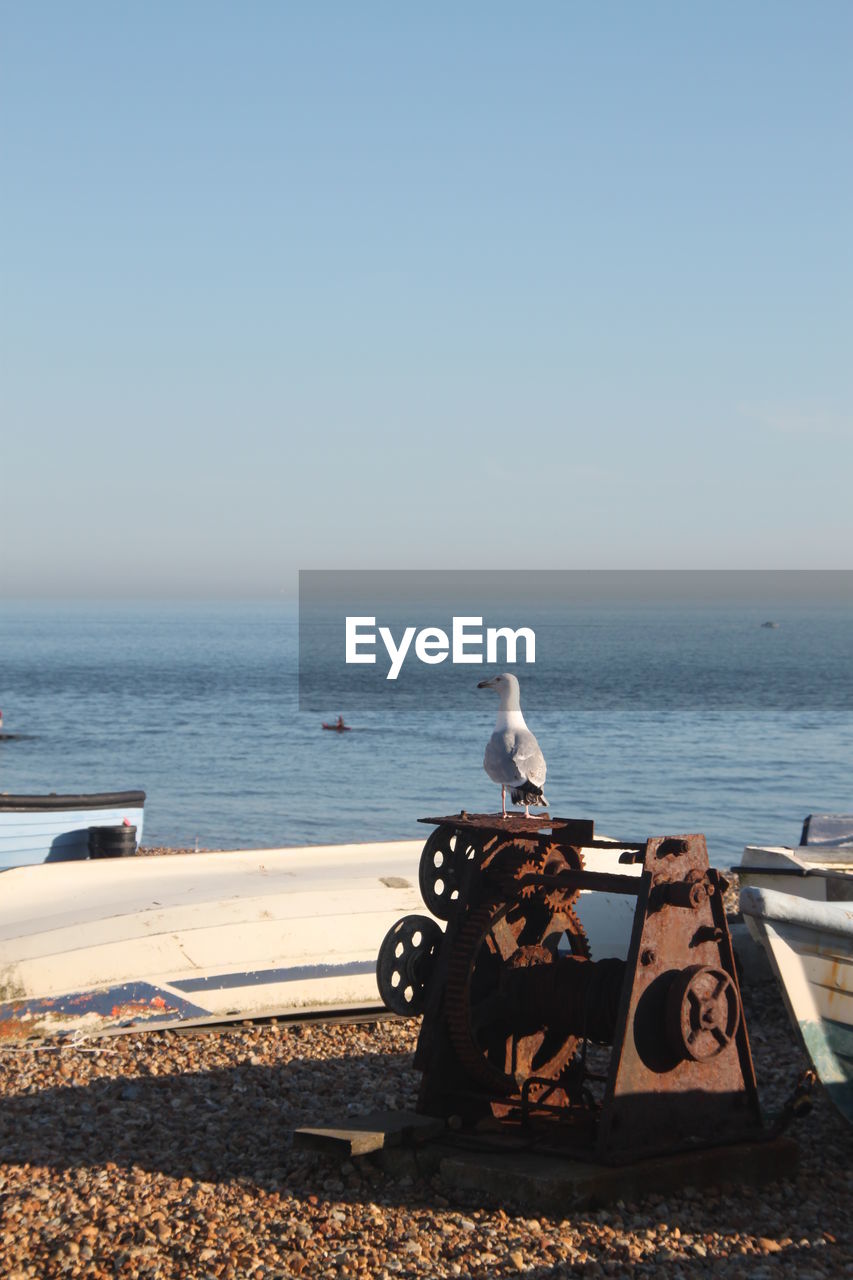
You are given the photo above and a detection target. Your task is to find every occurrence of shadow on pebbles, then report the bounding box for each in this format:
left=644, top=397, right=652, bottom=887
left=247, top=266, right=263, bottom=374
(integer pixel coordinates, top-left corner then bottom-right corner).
left=0, top=978, right=850, bottom=1278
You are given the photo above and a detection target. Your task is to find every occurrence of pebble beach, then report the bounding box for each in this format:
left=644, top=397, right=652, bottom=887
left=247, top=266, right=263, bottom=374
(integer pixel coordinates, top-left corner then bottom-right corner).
left=0, top=851, right=850, bottom=1280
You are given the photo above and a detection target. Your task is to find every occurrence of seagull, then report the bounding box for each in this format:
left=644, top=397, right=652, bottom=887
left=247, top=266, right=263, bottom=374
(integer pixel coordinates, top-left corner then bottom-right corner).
left=477, top=673, right=548, bottom=817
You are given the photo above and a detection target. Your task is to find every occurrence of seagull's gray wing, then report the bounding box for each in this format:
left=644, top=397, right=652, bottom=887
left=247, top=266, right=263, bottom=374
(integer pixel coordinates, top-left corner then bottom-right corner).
left=509, top=729, right=547, bottom=789
left=484, top=728, right=546, bottom=787
left=484, top=731, right=526, bottom=784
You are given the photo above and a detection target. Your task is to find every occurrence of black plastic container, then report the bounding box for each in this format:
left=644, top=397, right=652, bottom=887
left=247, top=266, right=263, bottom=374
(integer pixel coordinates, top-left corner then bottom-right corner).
left=88, top=825, right=138, bottom=859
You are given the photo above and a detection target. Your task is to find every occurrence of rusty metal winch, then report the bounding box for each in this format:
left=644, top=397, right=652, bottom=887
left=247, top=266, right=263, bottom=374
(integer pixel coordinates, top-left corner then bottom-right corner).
left=376, top=813, right=766, bottom=1164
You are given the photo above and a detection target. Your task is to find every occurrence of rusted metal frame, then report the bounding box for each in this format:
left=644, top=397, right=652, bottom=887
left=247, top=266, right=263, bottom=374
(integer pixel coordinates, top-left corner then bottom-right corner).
left=418, top=814, right=646, bottom=858
left=597, top=835, right=765, bottom=1162
left=708, top=865, right=761, bottom=1117
left=419, top=815, right=596, bottom=845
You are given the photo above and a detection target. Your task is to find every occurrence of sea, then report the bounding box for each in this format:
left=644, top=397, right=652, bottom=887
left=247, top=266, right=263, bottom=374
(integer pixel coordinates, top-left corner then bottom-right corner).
left=1, top=599, right=852, bottom=867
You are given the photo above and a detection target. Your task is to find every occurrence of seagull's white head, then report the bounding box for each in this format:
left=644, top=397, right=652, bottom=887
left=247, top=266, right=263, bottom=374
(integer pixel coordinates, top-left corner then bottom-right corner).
left=477, top=672, right=521, bottom=710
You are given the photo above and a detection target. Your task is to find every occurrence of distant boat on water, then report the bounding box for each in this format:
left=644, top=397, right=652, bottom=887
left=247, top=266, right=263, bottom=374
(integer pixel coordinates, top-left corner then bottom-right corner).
left=0, top=708, right=25, bottom=741
left=322, top=716, right=351, bottom=732
left=0, top=791, right=145, bottom=869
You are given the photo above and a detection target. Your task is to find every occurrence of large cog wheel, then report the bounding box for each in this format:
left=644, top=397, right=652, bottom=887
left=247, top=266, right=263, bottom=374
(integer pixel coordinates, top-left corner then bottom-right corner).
left=445, top=895, right=591, bottom=1096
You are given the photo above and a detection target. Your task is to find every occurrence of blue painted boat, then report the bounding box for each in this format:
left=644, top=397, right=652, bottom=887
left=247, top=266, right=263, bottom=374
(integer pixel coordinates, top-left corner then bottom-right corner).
left=0, top=791, right=145, bottom=869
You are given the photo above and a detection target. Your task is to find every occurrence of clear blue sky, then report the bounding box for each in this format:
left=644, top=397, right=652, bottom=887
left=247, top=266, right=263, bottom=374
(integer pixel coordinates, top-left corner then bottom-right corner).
left=2, top=2, right=851, bottom=595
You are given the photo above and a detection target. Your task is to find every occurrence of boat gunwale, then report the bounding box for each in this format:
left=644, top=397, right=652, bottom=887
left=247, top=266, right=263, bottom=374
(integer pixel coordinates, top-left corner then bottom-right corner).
left=0, top=791, right=146, bottom=813
left=737, top=863, right=853, bottom=881
left=740, top=884, right=853, bottom=939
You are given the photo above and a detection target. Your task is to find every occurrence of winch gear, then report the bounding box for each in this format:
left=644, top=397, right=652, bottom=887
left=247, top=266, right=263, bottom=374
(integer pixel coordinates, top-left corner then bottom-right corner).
left=445, top=895, right=591, bottom=1096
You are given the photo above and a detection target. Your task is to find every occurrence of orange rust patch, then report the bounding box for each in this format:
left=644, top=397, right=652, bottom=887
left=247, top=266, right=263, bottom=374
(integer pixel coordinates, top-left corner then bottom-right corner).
left=0, top=1015, right=36, bottom=1040
left=110, top=999, right=178, bottom=1020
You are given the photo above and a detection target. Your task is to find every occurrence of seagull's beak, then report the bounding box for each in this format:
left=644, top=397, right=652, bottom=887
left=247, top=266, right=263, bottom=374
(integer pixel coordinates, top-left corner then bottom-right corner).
left=477, top=678, right=497, bottom=689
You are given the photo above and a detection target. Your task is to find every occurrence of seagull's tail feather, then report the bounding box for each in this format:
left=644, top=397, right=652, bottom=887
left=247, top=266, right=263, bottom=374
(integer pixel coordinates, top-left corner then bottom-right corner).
left=510, top=782, right=548, bottom=808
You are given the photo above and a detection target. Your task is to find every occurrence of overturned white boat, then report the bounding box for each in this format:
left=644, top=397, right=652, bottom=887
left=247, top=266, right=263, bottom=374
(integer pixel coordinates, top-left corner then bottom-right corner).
left=737, top=814, right=853, bottom=1124
left=0, top=837, right=638, bottom=1041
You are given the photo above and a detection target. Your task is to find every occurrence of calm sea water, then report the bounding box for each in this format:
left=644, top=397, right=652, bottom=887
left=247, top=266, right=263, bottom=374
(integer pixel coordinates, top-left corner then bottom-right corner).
left=1, top=600, right=851, bottom=866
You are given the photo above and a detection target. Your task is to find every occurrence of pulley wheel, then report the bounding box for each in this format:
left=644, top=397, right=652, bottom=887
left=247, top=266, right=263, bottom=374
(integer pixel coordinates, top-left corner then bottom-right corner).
left=376, top=915, right=443, bottom=1016
left=418, top=825, right=480, bottom=920
left=666, top=964, right=740, bottom=1062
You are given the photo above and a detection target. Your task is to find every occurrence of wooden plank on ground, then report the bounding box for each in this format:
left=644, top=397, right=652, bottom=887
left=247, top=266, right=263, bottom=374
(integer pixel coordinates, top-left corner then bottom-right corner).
left=293, top=1110, right=445, bottom=1157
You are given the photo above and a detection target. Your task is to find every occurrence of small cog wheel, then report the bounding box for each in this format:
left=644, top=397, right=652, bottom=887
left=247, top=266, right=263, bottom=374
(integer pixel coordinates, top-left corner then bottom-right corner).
left=508, top=843, right=585, bottom=909
left=517, top=859, right=545, bottom=899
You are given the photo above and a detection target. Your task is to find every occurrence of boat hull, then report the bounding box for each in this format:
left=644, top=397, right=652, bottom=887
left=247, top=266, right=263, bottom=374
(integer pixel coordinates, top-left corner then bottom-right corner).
left=740, top=878, right=853, bottom=1125
left=0, top=792, right=145, bottom=868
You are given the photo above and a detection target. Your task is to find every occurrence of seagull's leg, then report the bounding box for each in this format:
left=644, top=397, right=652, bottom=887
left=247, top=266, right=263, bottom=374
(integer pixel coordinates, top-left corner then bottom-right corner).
left=524, top=803, right=530, bottom=818
left=501, top=786, right=507, bottom=817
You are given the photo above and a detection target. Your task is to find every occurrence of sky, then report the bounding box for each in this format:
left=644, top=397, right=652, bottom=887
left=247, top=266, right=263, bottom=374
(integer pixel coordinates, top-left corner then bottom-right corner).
left=2, top=2, right=851, bottom=596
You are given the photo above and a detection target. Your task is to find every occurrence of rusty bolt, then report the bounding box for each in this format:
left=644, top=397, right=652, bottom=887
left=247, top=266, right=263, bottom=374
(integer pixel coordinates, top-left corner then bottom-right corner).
left=663, top=874, right=713, bottom=910
left=688, top=880, right=710, bottom=908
